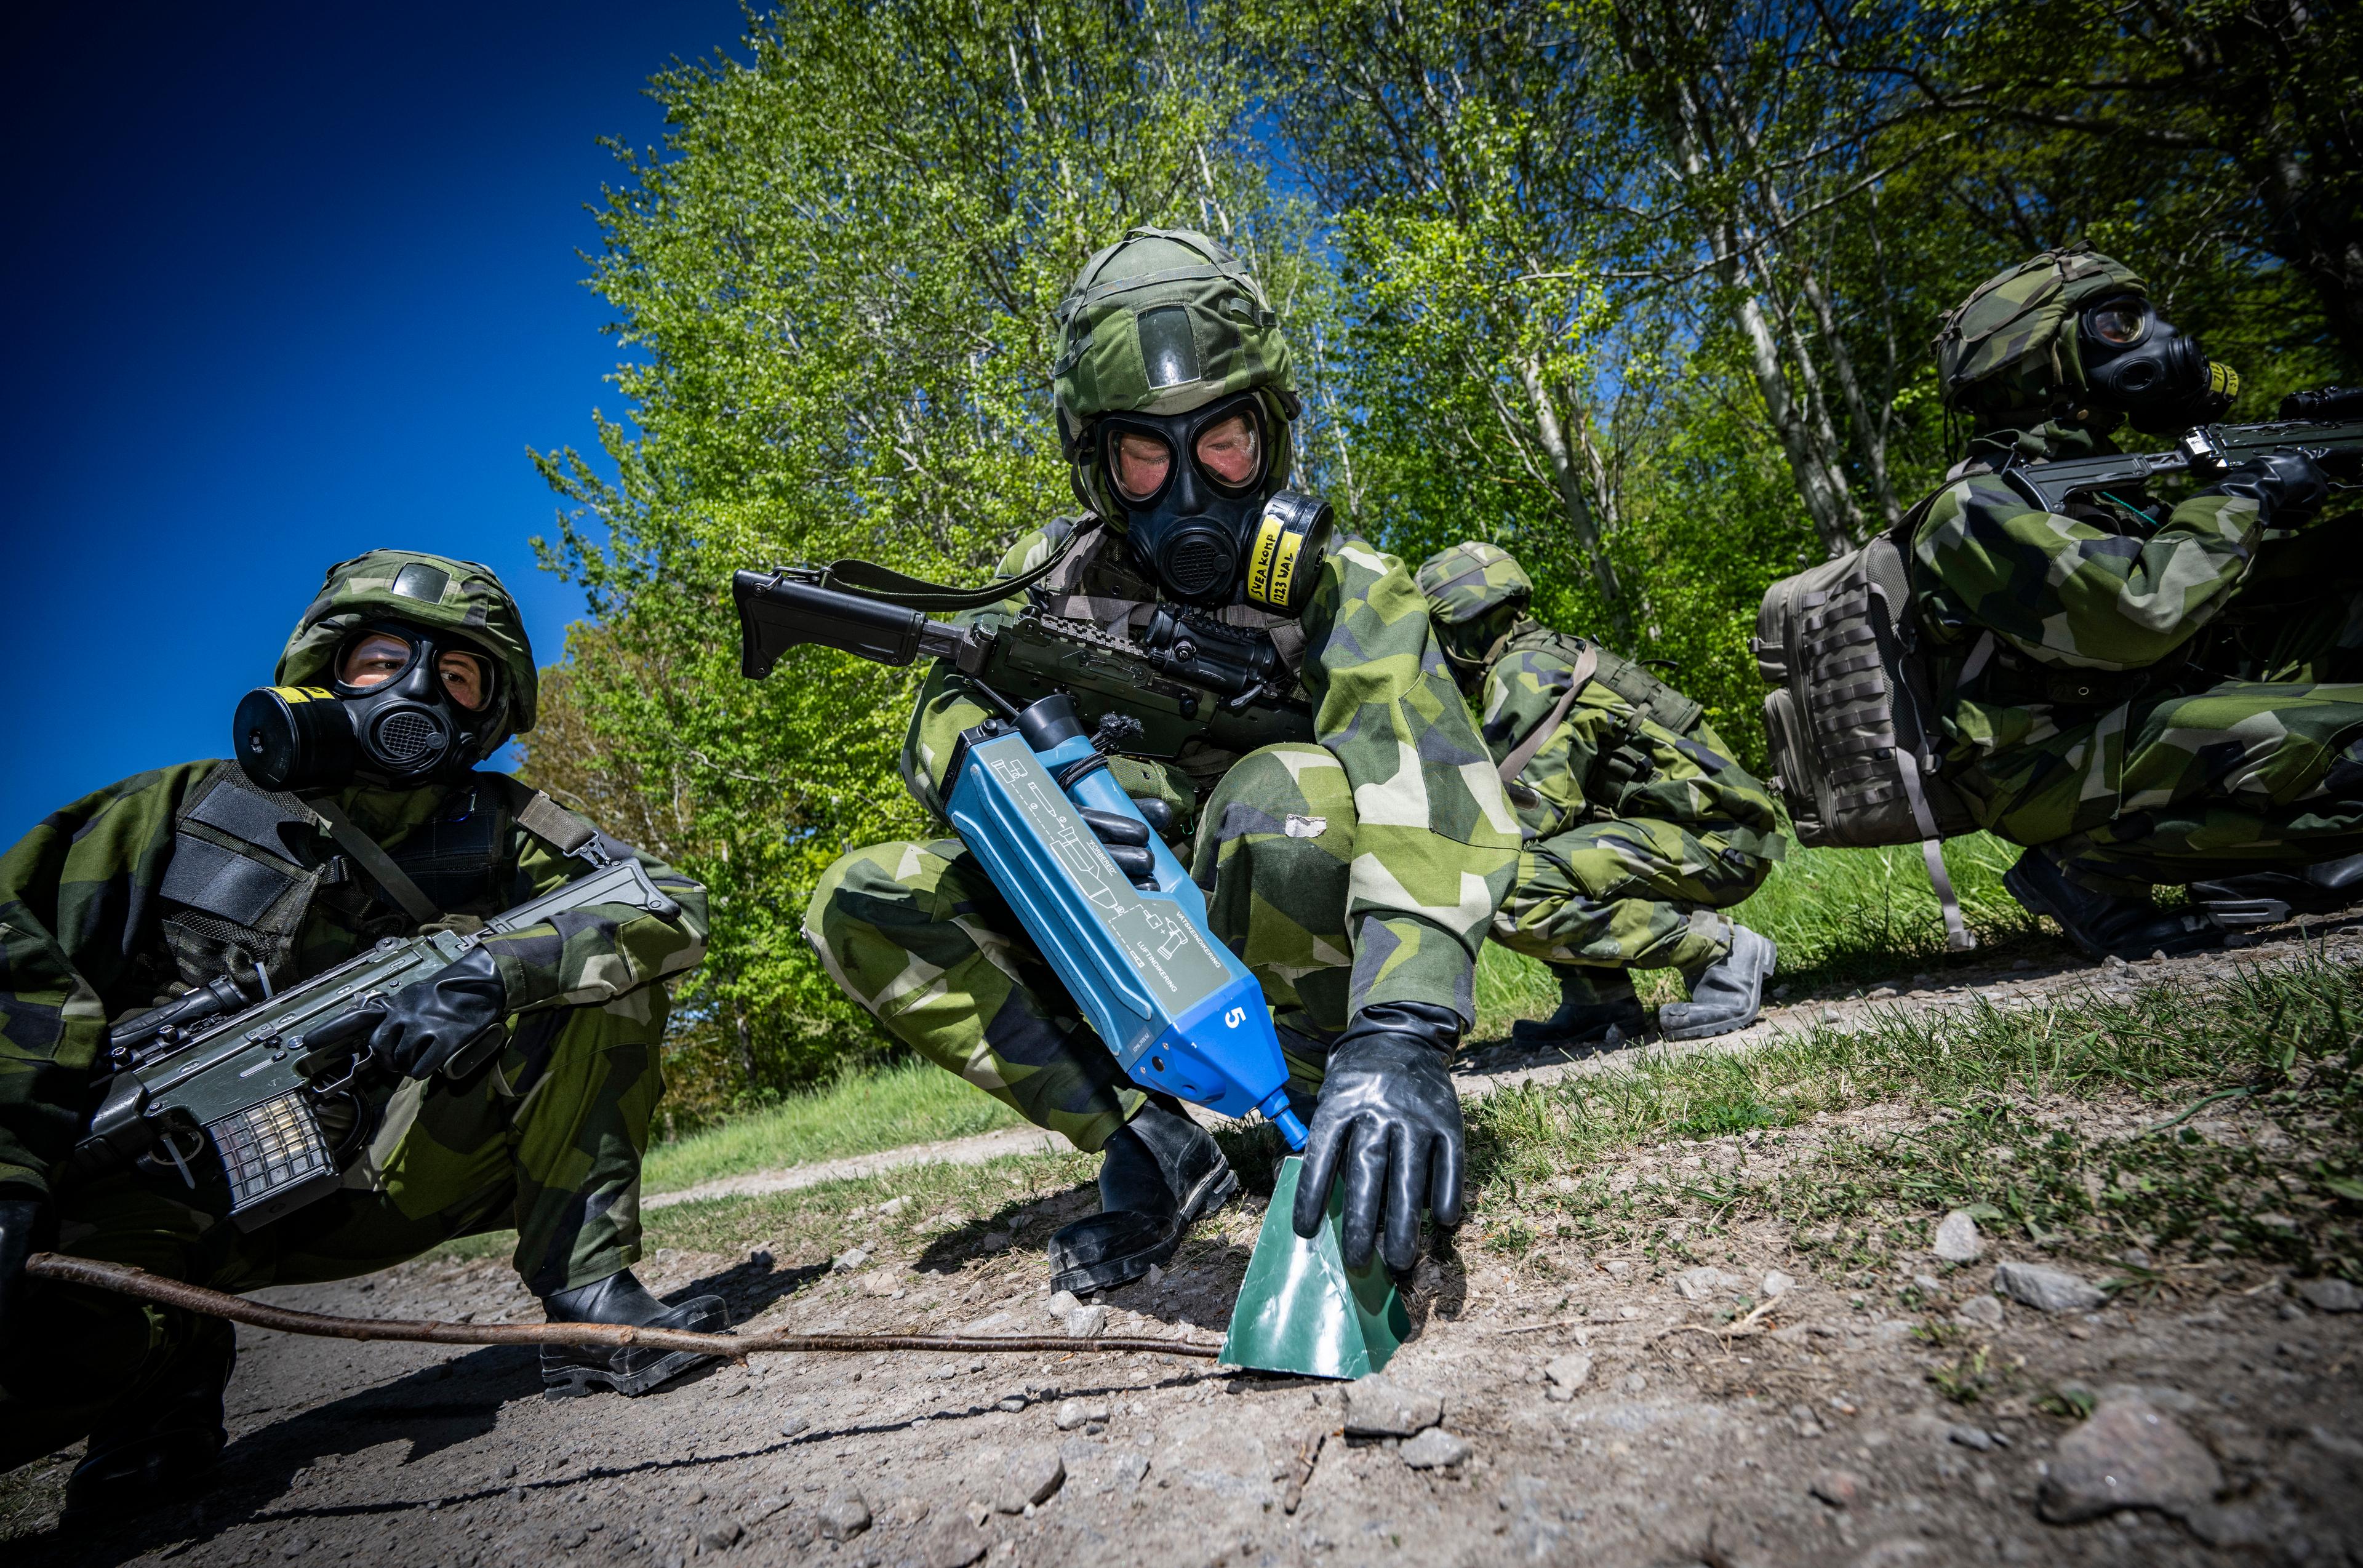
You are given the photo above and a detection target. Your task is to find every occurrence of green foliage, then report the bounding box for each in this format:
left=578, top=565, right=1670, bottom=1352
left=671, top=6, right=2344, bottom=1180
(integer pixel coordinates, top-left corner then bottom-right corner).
left=529, top=0, right=2361, bottom=1108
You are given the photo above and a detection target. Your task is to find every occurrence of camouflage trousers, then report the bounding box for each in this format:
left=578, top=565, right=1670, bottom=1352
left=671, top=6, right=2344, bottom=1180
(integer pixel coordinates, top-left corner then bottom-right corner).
left=0, top=993, right=664, bottom=1469
left=1490, top=817, right=1773, bottom=975
left=1958, top=679, right=2363, bottom=894
left=808, top=743, right=1417, bottom=1154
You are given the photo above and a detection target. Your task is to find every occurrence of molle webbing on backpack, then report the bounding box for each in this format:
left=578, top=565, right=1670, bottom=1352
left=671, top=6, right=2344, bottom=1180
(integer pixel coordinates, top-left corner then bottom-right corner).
left=1754, top=498, right=1977, bottom=950
left=1591, top=645, right=1704, bottom=737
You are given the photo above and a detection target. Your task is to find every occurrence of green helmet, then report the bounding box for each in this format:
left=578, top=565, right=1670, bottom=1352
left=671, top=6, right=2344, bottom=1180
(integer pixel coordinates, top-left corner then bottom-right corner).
left=278, top=550, right=538, bottom=746
left=1416, top=542, right=1532, bottom=670
left=1933, top=242, right=2149, bottom=425
left=1052, top=226, right=1298, bottom=521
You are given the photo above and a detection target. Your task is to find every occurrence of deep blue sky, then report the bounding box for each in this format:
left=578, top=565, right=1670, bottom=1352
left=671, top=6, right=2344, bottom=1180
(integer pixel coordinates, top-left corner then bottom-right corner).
left=0, top=1, right=748, bottom=842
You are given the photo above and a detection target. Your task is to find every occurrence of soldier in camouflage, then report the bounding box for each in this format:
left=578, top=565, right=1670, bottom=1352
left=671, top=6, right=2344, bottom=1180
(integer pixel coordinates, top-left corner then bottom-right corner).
left=1416, top=543, right=1785, bottom=1043
left=1917, top=243, right=2353, bottom=957
left=0, top=551, right=713, bottom=1519
left=810, top=229, right=1517, bottom=1289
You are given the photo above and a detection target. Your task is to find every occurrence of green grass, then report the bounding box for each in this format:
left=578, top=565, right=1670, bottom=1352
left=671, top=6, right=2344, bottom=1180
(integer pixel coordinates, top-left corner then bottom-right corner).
left=641, top=1057, right=1026, bottom=1194
left=1463, top=948, right=2363, bottom=1286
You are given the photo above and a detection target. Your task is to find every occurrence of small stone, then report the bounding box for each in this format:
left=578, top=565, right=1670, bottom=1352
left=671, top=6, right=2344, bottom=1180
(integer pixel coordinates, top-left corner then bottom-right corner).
left=1761, top=1270, right=1796, bottom=1298
left=1953, top=1294, right=2005, bottom=1330
left=878, top=1196, right=911, bottom=1217
left=1675, top=1265, right=1741, bottom=1302
left=1542, top=1355, right=1592, bottom=1401
left=994, top=1447, right=1065, bottom=1513
left=1063, top=1305, right=1110, bottom=1338
left=1994, top=1260, right=2105, bottom=1313
left=1946, top=1423, right=1994, bottom=1451
left=778, top=1413, right=810, bottom=1439
left=2295, top=1278, right=2363, bottom=1313
left=832, top=1247, right=871, bottom=1273
left=996, top=1392, right=1028, bottom=1412
left=1620, top=1371, right=1646, bottom=1394
left=1343, top=1375, right=1444, bottom=1436
left=699, top=1518, right=745, bottom=1550
left=1045, top=1289, right=1082, bottom=1320
left=1399, top=1428, right=1472, bottom=1469
left=977, top=1231, right=1012, bottom=1252
left=2039, top=1398, right=2222, bottom=1524
left=1052, top=1397, right=1110, bottom=1431
left=1821, top=1007, right=1841, bottom=1022
left=1809, top=1469, right=1865, bottom=1508
left=1932, top=1210, right=1983, bottom=1263
left=1912, top=1273, right=1943, bottom=1295
left=818, top=1488, right=872, bottom=1541
left=859, top=1267, right=903, bottom=1297
left=1144, top=1263, right=1165, bottom=1287
left=899, top=1519, right=990, bottom=1568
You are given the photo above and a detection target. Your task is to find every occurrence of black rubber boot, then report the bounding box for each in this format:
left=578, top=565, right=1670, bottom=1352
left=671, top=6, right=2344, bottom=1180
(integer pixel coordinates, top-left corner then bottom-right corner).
left=63, top=1331, right=235, bottom=1525
left=2189, top=854, right=2363, bottom=929
left=1510, top=966, right=1646, bottom=1048
left=1660, top=925, right=1778, bottom=1041
left=1046, top=1097, right=1237, bottom=1295
left=538, top=1268, right=729, bottom=1398
left=2004, top=847, right=2220, bottom=961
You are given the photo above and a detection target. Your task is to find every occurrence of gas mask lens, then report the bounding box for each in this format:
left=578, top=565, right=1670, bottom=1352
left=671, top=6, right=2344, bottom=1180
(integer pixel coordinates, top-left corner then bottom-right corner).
left=335, top=631, right=491, bottom=712
left=1194, top=412, right=1262, bottom=493
left=1105, top=407, right=1266, bottom=503
left=2085, top=298, right=2149, bottom=348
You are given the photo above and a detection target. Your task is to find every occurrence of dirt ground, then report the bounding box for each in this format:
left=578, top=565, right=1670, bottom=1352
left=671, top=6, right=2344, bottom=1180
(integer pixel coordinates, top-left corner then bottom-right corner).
left=9, top=932, right=2363, bottom=1567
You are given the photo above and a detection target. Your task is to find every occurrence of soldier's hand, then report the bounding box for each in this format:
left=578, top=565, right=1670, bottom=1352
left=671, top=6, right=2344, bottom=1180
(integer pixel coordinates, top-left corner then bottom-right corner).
left=1079, top=807, right=1159, bottom=888
left=1293, top=1002, right=1466, bottom=1276
left=0, top=1191, right=56, bottom=1343
left=2215, top=449, right=2331, bottom=519
left=365, top=945, right=509, bottom=1081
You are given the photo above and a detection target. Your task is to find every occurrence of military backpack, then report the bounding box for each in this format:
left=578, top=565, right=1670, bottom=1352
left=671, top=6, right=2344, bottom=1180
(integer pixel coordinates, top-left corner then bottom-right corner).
left=1753, top=496, right=1977, bottom=950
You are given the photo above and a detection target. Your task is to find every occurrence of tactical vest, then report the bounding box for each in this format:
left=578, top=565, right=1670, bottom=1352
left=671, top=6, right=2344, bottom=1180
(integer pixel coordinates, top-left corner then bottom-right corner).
left=156, top=762, right=527, bottom=994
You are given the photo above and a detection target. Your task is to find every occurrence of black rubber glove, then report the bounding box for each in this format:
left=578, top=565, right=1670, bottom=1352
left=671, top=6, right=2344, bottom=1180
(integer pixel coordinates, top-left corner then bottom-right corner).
left=366, top=945, right=508, bottom=1081
left=1079, top=807, right=1158, bottom=888
left=1130, top=796, right=1185, bottom=849
left=1292, top=1001, right=1466, bottom=1276
left=0, top=1193, right=56, bottom=1345
left=2212, top=449, right=2331, bottom=519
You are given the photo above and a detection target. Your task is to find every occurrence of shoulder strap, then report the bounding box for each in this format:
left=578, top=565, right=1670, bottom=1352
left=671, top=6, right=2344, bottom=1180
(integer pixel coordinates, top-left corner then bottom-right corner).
left=814, top=519, right=1102, bottom=614
left=1498, top=643, right=1599, bottom=783
left=308, top=796, right=439, bottom=925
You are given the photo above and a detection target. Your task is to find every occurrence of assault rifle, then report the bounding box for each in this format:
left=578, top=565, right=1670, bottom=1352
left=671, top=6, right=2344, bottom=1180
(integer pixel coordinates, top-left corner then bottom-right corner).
left=1998, top=386, right=2363, bottom=514
left=733, top=567, right=1313, bottom=759
left=71, top=855, right=679, bottom=1231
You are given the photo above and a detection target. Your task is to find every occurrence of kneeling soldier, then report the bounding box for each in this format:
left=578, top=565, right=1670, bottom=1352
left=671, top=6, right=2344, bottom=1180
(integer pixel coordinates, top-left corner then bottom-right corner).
left=809, top=229, right=1519, bottom=1295
left=0, top=551, right=713, bottom=1519
left=1417, top=543, right=1785, bottom=1043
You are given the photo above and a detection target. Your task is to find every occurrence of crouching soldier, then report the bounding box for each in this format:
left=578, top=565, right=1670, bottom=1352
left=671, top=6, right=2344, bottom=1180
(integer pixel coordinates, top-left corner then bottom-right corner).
left=1417, top=543, right=1785, bottom=1044
left=809, top=228, right=1520, bottom=1295
left=0, top=551, right=714, bottom=1521
left=1918, top=244, right=2356, bottom=956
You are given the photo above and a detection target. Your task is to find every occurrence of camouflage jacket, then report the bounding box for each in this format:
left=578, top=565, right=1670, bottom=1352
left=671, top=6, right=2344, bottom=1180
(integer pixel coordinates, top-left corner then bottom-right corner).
left=1473, top=625, right=1783, bottom=857
left=0, top=762, right=707, bottom=1198
left=1910, top=422, right=2266, bottom=766
left=900, top=518, right=1521, bottom=1023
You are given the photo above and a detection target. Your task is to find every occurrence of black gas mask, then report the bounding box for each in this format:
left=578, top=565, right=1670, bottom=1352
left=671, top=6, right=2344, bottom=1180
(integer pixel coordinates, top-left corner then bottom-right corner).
left=233, top=622, right=502, bottom=792
left=2079, top=295, right=2239, bottom=436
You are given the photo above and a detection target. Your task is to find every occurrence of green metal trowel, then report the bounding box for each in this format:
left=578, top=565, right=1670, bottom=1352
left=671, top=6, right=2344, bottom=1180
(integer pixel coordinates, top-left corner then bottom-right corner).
left=1220, top=1154, right=1409, bottom=1378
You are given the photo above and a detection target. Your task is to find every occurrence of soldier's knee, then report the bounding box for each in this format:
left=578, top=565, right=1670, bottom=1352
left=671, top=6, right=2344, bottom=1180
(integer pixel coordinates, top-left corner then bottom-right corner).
left=1201, top=745, right=1354, bottom=849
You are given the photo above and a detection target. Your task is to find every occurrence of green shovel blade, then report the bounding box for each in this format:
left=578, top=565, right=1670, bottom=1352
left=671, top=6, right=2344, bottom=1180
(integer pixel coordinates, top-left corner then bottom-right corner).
left=1220, top=1154, right=1408, bottom=1379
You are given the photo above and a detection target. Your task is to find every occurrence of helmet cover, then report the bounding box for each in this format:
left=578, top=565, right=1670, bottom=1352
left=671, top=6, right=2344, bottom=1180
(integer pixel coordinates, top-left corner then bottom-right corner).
left=1416, top=541, right=1533, bottom=670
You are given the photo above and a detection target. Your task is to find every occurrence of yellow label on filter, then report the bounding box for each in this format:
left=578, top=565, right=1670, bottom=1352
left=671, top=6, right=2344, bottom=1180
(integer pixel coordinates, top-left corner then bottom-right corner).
left=1265, top=530, right=1304, bottom=610
left=274, top=686, right=334, bottom=703
left=1245, top=514, right=1284, bottom=607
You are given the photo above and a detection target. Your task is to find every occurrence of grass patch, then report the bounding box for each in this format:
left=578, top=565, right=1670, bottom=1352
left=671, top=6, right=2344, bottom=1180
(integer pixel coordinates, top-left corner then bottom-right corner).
left=642, top=1057, right=1025, bottom=1194
left=1464, top=950, right=2363, bottom=1284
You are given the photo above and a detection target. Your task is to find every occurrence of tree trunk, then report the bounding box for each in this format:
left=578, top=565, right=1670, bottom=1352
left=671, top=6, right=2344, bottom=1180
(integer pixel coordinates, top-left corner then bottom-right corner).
left=1517, top=353, right=1635, bottom=642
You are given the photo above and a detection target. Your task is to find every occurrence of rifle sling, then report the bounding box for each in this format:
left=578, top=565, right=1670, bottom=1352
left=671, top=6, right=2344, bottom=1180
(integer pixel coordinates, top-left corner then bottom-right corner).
left=819, top=519, right=1103, bottom=614
left=308, top=798, right=441, bottom=926
left=1498, top=644, right=1599, bottom=785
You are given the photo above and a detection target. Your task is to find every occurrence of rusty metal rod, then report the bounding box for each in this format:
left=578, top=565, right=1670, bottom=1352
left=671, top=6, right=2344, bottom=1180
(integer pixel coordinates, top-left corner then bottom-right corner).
left=25, top=1253, right=1220, bottom=1360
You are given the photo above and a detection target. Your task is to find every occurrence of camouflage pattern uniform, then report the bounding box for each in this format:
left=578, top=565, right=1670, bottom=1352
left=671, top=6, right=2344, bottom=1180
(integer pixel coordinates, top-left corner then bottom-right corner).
left=0, top=552, right=705, bottom=1467
left=1416, top=544, right=1782, bottom=982
left=809, top=526, right=1522, bottom=1153
left=1916, top=248, right=2363, bottom=893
